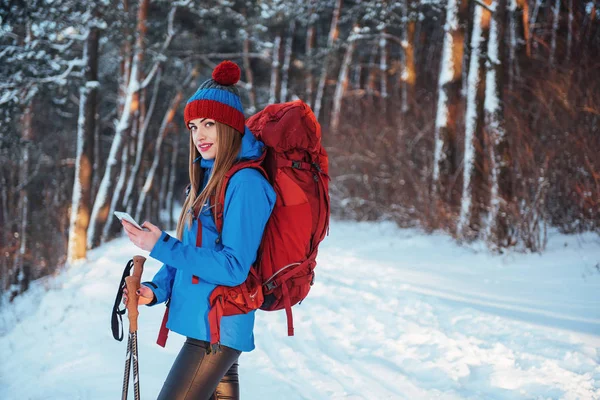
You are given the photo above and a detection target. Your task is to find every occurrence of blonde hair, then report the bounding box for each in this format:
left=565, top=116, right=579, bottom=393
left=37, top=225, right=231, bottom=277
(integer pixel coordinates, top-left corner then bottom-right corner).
left=176, top=122, right=243, bottom=240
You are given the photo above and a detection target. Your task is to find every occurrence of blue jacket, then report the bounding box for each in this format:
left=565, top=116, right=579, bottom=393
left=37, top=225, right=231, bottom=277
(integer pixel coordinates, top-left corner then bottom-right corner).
left=144, top=127, right=276, bottom=352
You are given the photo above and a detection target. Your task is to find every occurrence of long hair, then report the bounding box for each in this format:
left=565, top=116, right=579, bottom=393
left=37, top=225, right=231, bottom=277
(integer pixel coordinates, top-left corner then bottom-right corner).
left=176, top=122, right=243, bottom=239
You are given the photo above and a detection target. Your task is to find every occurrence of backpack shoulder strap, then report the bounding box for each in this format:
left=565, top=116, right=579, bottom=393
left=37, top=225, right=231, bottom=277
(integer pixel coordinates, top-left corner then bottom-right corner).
left=212, top=152, right=267, bottom=234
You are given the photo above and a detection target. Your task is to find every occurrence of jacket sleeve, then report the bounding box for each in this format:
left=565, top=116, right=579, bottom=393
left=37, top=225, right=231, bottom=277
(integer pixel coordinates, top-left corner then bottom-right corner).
left=148, top=170, right=275, bottom=287
left=141, top=263, right=176, bottom=306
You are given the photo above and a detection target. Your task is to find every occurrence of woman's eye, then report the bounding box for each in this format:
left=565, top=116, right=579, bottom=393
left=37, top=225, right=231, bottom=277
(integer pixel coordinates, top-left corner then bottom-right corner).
left=205, top=122, right=214, bottom=128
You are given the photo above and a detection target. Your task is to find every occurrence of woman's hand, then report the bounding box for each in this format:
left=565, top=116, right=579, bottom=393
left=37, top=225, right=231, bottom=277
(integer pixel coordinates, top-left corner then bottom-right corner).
left=121, top=220, right=162, bottom=252
left=123, top=285, right=155, bottom=306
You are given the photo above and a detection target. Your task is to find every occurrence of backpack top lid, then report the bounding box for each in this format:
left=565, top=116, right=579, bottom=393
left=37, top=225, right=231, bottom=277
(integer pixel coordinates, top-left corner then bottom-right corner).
left=247, top=100, right=322, bottom=155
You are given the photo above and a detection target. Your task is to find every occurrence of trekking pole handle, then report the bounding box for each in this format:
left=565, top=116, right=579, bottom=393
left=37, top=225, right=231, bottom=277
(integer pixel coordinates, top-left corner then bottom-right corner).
left=125, top=255, right=145, bottom=333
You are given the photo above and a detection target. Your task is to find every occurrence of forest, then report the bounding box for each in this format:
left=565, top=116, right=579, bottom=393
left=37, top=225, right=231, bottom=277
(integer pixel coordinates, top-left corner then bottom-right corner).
left=1, top=0, right=599, bottom=302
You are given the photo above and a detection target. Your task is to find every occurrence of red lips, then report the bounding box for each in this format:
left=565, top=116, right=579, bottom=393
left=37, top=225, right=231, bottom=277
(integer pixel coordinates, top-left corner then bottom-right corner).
left=198, top=143, right=213, bottom=152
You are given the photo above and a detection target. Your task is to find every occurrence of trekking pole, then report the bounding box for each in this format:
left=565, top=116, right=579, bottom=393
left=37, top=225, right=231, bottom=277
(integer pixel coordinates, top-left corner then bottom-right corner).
left=121, top=255, right=145, bottom=400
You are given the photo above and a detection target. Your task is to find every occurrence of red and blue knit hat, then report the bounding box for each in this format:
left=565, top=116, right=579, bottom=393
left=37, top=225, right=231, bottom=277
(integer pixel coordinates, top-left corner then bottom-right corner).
left=184, top=60, right=245, bottom=133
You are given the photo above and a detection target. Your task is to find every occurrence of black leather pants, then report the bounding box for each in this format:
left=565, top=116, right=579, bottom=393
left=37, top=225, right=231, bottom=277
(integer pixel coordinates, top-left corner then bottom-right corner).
left=157, top=337, right=242, bottom=400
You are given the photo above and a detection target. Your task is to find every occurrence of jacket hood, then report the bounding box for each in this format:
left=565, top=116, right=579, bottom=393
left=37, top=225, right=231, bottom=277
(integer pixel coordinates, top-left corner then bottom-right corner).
left=196, top=126, right=263, bottom=169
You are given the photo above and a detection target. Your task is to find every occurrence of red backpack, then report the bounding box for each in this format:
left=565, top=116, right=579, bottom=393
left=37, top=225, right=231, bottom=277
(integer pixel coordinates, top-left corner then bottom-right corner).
left=157, top=100, right=330, bottom=347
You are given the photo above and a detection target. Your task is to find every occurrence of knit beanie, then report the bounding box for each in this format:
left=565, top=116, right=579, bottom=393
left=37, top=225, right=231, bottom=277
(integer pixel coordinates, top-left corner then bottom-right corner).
left=184, top=60, right=245, bottom=133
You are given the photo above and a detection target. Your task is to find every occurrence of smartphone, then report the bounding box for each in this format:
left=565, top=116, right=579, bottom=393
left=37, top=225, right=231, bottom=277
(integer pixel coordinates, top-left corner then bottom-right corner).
left=114, top=211, right=144, bottom=230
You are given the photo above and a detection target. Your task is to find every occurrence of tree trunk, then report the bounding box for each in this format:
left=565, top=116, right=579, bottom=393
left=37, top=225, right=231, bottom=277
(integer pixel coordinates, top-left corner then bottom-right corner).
left=432, top=0, right=468, bottom=217
left=550, top=0, right=561, bottom=65
left=567, top=0, right=573, bottom=63
left=11, top=98, right=33, bottom=300
left=280, top=19, right=296, bottom=102
left=0, top=172, right=8, bottom=299
left=92, top=99, right=102, bottom=196
left=509, top=0, right=531, bottom=88
left=457, top=0, right=492, bottom=240
left=166, top=133, right=180, bottom=230
left=158, top=153, right=170, bottom=225
left=380, top=32, right=389, bottom=100
left=135, top=69, right=197, bottom=220
left=508, top=0, right=518, bottom=89
left=305, top=0, right=316, bottom=107
left=87, top=0, right=149, bottom=249
left=268, top=31, right=282, bottom=104
left=314, top=0, right=343, bottom=120
left=352, top=58, right=362, bottom=90
left=401, top=2, right=416, bottom=113
left=530, top=0, right=542, bottom=49
left=117, top=0, right=132, bottom=121
left=484, top=0, right=513, bottom=247
left=67, top=26, right=99, bottom=263
left=330, top=27, right=357, bottom=132
left=242, top=27, right=257, bottom=114
left=518, top=0, right=531, bottom=57
left=366, top=44, right=378, bottom=97
left=101, top=131, right=131, bottom=243
left=123, top=68, right=161, bottom=213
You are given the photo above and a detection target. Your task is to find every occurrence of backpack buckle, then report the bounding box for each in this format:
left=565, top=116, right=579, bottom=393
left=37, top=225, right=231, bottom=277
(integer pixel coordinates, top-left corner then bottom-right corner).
left=265, top=280, right=277, bottom=291
left=291, top=161, right=302, bottom=169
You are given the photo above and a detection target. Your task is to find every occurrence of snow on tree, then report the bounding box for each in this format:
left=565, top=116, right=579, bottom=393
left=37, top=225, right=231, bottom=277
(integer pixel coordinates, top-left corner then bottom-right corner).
left=483, top=0, right=514, bottom=248
left=432, top=0, right=467, bottom=217
left=68, top=21, right=101, bottom=263
left=457, top=0, right=492, bottom=240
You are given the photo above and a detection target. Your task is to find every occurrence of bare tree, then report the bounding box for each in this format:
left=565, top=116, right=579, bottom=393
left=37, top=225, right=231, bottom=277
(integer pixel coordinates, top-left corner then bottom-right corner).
left=135, top=69, right=198, bottom=221
left=87, top=0, right=150, bottom=248
left=484, top=0, right=514, bottom=247
left=432, top=0, right=468, bottom=217
left=331, top=25, right=358, bottom=132
left=87, top=1, right=174, bottom=248
left=269, top=30, right=282, bottom=104
left=567, top=0, right=573, bottom=63
left=305, top=0, right=316, bottom=106
left=11, top=99, right=33, bottom=299
left=457, top=0, right=493, bottom=239
left=242, top=15, right=257, bottom=114
left=165, top=133, right=181, bottom=230
left=281, top=19, right=296, bottom=102
left=380, top=31, right=389, bottom=100
left=122, top=69, right=162, bottom=215
left=550, top=0, right=561, bottom=65
left=67, top=25, right=99, bottom=263
left=401, top=0, right=416, bottom=113
left=10, top=22, right=35, bottom=298
left=314, top=0, right=343, bottom=120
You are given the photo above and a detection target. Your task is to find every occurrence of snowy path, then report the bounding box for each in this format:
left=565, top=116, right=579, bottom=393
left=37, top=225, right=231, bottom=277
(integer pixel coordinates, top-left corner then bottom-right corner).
left=1, top=221, right=599, bottom=399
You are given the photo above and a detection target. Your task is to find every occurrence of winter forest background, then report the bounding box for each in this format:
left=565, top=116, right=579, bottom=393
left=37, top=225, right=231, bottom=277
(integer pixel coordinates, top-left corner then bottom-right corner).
left=1, top=0, right=599, bottom=303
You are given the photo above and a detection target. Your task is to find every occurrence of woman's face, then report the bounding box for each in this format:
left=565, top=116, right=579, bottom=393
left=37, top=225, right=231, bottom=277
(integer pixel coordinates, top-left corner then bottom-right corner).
left=189, top=118, right=218, bottom=160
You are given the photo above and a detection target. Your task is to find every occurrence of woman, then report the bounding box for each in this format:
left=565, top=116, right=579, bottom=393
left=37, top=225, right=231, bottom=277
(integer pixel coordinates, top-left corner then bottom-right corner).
left=121, top=60, right=276, bottom=400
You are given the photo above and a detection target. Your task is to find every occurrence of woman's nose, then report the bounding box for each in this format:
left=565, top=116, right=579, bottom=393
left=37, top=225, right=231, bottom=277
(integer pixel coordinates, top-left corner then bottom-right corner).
left=192, top=129, right=204, bottom=141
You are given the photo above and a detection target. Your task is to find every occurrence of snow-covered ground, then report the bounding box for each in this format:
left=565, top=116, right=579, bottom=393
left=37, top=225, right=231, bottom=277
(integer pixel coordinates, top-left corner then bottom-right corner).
left=1, top=221, right=599, bottom=399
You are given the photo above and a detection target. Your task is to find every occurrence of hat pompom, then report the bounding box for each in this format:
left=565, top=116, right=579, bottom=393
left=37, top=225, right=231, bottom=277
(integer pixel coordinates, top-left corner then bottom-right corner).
left=212, top=60, right=241, bottom=86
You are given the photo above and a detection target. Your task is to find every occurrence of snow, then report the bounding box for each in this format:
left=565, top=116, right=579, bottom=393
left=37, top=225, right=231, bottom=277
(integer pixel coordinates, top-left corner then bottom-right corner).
left=0, top=90, right=16, bottom=105
left=1, top=220, right=599, bottom=399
